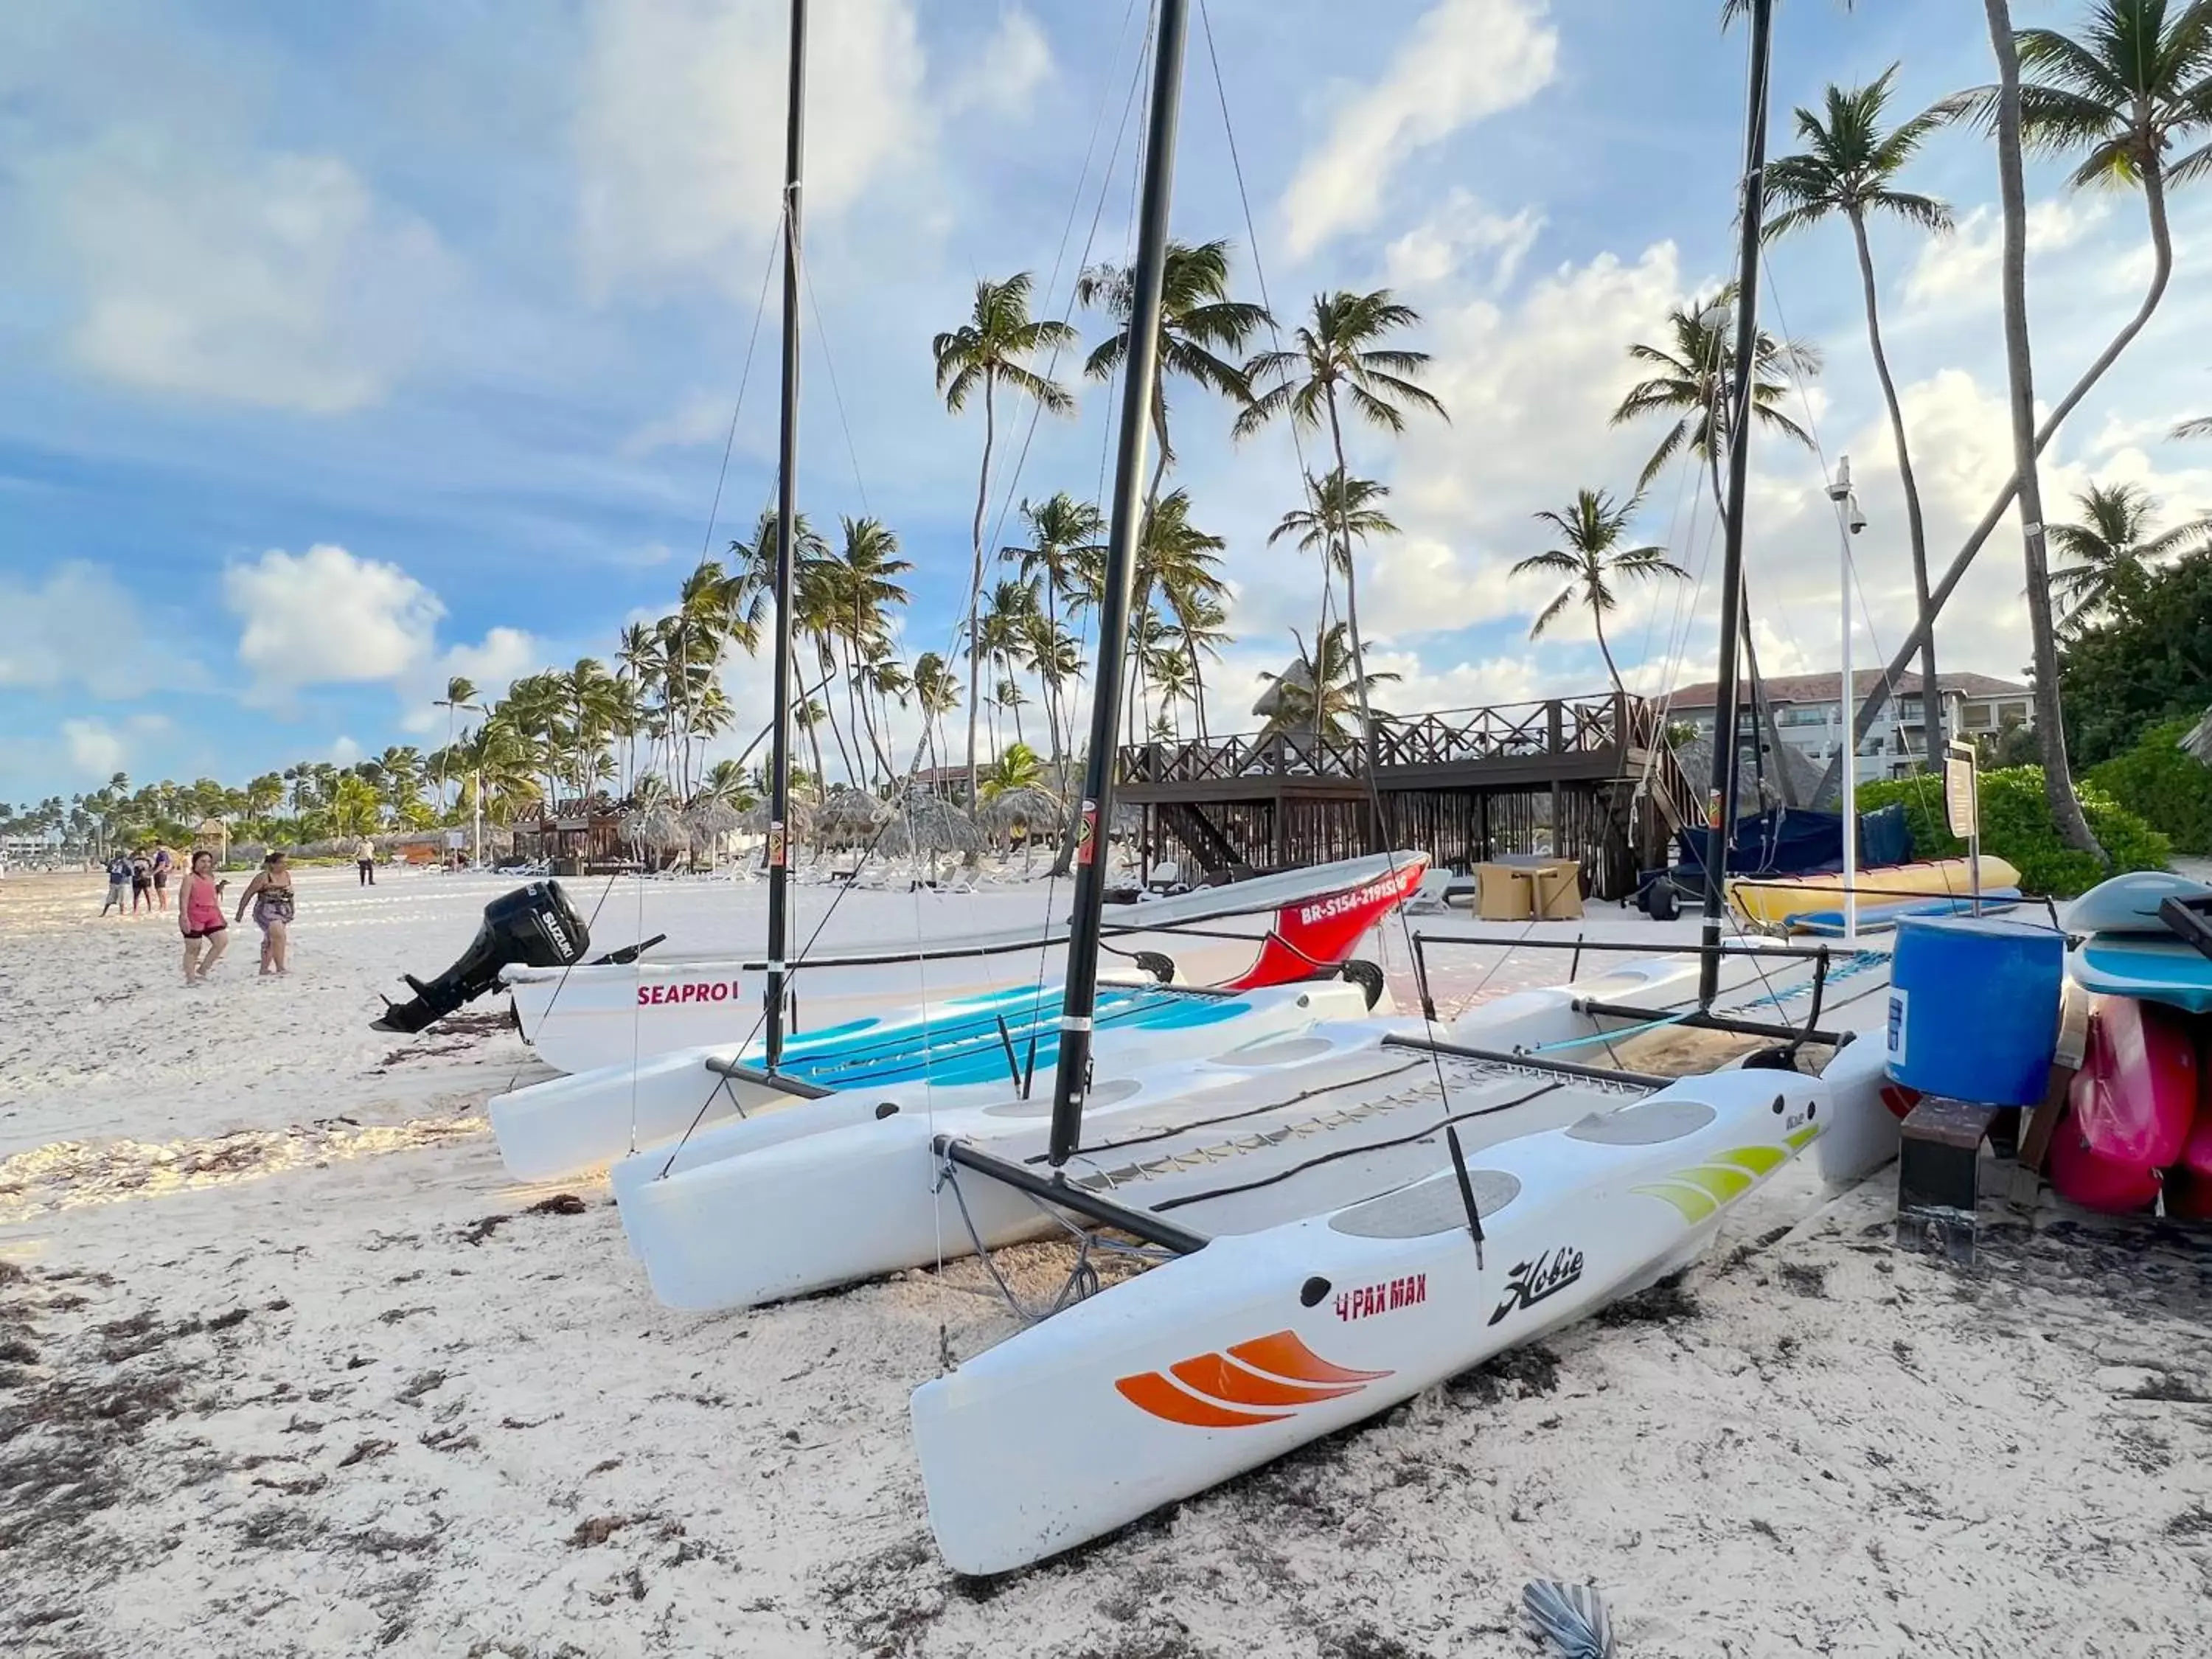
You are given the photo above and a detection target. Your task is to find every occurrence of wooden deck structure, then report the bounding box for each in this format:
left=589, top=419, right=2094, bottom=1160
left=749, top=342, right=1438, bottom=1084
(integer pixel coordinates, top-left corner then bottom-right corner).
left=1118, top=692, right=1696, bottom=901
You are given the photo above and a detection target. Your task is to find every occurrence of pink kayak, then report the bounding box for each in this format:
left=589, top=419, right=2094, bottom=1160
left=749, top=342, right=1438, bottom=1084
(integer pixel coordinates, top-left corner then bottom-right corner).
left=2048, top=997, right=2197, bottom=1214
left=2166, top=1036, right=2212, bottom=1221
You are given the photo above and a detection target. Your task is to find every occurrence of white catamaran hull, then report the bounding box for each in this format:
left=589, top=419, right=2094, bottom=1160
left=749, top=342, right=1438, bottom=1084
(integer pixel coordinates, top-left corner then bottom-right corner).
left=611, top=982, right=1399, bottom=1310
left=911, top=1041, right=1896, bottom=1575
left=504, top=852, right=1427, bottom=1075
left=492, top=977, right=1352, bottom=1183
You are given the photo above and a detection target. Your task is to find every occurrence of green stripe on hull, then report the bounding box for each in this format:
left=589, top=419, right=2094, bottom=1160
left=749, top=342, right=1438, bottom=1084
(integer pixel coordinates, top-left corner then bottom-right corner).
left=1631, top=1180, right=1719, bottom=1222
left=1717, top=1145, right=1787, bottom=1177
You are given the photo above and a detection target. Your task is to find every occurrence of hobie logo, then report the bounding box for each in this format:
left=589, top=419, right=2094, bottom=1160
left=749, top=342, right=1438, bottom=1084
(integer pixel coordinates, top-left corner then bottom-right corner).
left=1115, top=1330, right=1391, bottom=1429
left=1486, top=1246, right=1584, bottom=1326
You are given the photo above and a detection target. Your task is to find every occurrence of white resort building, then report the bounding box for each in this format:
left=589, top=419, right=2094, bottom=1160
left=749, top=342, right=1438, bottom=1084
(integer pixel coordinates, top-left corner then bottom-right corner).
left=1670, top=670, right=2034, bottom=782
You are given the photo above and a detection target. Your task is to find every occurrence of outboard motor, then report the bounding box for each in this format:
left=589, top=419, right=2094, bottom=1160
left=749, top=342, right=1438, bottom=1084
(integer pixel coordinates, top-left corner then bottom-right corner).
left=372, top=881, right=590, bottom=1034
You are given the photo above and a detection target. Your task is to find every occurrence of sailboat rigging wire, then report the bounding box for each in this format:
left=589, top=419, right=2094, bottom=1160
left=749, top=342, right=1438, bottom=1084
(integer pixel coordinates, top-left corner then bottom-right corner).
left=1756, top=247, right=1914, bottom=768
left=799, top=252, right=872, bottom=518
left=1197, top=0, right=1450, bottom=1121
left=698, top=216, right=787, bottom=566
left=1150, top=1079, right=1565, bottom=1214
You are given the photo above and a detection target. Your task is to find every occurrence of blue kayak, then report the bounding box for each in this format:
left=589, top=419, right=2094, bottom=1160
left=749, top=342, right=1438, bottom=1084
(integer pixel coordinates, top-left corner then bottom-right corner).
left=761, top=981, right=1255, bottom=1091
left=2072, top=934, right=2212, bottom=1015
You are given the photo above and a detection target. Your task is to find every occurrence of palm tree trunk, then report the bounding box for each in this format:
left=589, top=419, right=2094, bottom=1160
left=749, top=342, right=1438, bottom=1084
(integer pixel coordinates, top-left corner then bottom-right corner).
left=1982, top=0, right=2101, bottom=859
left=1849, top=207, right=1942, bottom=757
left=1820, top=157, right=2175, bottom=804
left=1591, top=603, right=1625, bottom=703
left=1322, top=399, right=1377, bottom=751
left=964, top=373, right=996, bottom=810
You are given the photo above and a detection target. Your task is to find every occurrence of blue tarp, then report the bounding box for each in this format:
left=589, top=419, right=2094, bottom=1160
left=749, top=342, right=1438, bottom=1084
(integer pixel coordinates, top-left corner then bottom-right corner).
left=1674, top=803, right=1912, bottom=879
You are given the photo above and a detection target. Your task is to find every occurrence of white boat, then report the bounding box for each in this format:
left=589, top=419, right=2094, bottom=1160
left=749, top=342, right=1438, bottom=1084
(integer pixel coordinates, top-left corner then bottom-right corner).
left=486, top=853, right=1426, bottom=1180
left=504, top=851, right=1427, bottom=1075
left=911, top=1032, right=1896, bottom=1573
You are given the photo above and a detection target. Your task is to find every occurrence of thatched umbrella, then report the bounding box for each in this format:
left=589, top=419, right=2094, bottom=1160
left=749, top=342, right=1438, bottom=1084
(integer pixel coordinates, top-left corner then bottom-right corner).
left=813, top=785, right=890, bottom=851
left=877, top=792, right=984, bottom=866
left=737, top=796, right=817, bottom=835
left=978, top=785, right=1065, bottom=838
left=2185, top=708, right=2212, bottom=765
left=682, top=799, right=742, bottom=865
left=622, top=803, right=689, bottom=856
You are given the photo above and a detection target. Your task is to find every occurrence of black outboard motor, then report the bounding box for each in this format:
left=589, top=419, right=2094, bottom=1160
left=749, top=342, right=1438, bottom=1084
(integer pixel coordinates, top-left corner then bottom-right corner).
left=372, top=880, right=590, bottom=1034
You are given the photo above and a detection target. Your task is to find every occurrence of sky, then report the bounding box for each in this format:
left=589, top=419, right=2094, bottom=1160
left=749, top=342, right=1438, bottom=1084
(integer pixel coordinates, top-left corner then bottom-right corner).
left=4, top=0, right=2211, bottom=805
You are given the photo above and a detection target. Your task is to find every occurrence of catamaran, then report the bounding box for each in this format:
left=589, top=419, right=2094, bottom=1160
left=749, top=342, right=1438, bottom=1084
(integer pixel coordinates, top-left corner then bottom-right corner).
left=500, top=849, right=1425, bottom=1076
left=587, top=0, right=1905, bottom=1577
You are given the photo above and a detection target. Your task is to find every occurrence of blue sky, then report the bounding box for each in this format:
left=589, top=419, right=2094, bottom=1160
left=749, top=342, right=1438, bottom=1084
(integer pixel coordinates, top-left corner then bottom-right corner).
left=4, top=0, right=2210, bottom=804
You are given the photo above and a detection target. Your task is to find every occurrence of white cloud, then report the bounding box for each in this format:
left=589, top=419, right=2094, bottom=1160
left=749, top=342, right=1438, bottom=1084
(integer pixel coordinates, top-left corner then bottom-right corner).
left=26, top=133, right=454, bottom=414
left=620, top=389, right=738, bottom=456
left=1383, top=192, right=1543, bottom=293
left=1902, top=199, right=2107, bottom=310
left=0, top=560, right=190, bottom=698
left=400, top=626, right=546, bottom=732
left=1281, top=0, right=1558, bottom=259
left=330, top=735, right=362, bottom=766
left=225, top=544, right=445, bottom=700
left=947, top=7, right=1052, bottom=118
left=577, top=0, right=930, bottom=297
left=61, top=718, right=127, bottom=779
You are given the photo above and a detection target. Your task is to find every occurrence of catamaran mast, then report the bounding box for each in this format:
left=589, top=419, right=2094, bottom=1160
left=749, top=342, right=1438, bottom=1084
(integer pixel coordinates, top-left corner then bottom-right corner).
left=764, top=0, right=807, bottom=1069
left=1046, top=0, right=1189, bottom=1169
left=1698, top=0, right=1774, bottom=1006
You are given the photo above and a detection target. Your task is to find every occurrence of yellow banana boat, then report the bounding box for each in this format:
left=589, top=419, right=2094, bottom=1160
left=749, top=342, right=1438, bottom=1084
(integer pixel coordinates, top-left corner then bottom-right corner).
left=1728, top=856, right=2023, bottom=933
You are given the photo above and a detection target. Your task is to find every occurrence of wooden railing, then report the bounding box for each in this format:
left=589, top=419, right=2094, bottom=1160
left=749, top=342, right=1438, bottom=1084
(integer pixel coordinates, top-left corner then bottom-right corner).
left=1121, top=692, right=1655, bottom=785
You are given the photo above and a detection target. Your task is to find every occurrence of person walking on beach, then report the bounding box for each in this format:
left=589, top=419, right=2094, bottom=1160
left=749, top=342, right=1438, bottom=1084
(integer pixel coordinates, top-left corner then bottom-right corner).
left=355, top=835, right=377, bottom=886
left=129, top=848, right=155, bottom=914
left=153, top=844, right=174, bottom=911
left=235, top=850, right=297, bottom=975
left=100, top=851, right=132, bottom=917
left=177, top=849, right=229, bottom=984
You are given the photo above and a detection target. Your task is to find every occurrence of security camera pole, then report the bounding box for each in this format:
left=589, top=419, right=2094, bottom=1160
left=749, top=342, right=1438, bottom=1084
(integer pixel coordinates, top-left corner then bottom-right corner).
left=1827, top=456, right=1863, bottom=945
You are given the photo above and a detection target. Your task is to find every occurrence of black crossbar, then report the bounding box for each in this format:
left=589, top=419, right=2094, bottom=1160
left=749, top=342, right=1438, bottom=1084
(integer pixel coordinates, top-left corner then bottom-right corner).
left=702, top=1057, right=835, bottom=1100
left=935, top=1135, right=1209, bottom=1256
left=1385, top=1032, right=1670, bottom=1091
left=1570, top=999, right=1848, bottom=1049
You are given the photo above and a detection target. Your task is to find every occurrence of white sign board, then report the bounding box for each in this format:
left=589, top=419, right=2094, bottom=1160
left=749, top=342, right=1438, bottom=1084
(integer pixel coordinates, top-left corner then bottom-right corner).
left=1943, top=744, right=1978, bottom=839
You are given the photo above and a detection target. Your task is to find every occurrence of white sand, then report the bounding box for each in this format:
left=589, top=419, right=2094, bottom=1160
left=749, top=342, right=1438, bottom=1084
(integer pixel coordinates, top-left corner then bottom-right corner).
left=4, top=867, right=2211, bottom=1657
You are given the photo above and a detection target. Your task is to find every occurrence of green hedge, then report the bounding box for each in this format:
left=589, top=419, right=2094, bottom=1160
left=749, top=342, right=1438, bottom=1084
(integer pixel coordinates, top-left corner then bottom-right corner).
left=2088, top=720, right=2212, bottom=856
left=1854, top=765, right=2169, bottom=897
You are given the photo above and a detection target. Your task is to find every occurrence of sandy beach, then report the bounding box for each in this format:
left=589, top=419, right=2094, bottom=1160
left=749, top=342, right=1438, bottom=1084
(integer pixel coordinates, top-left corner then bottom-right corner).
left=5, top=866, right=2212, bottom=1658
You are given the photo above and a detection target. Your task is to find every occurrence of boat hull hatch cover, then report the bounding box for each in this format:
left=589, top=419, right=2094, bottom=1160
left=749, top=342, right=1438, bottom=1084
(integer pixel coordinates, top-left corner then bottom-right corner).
left=1326, top=1169, right=1522, bottom=1238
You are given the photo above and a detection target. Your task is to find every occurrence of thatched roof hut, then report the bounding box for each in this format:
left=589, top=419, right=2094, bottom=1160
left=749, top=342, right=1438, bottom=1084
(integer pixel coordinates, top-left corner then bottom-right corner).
left=878, top=791, right=984, bottom=858
left=978, top=785, right=1065, bottom=837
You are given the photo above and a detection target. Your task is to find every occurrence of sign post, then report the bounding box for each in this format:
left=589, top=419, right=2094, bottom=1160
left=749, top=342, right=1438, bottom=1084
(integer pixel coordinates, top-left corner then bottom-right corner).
left=1944, top=740, right=1980, bottom=917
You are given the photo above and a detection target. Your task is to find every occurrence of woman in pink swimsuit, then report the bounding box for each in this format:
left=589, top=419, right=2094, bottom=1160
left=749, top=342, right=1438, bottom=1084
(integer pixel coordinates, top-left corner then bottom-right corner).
left=178, top=850, right=230, bottom=984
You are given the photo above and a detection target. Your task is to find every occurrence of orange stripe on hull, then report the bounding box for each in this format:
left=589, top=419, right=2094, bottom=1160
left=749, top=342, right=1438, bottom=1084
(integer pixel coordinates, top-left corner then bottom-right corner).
left=1169, top=1353, right=1366, bottom=1408
left=1114, top=1371, right=1289, bottom=1428
left=1228, top=1329, right=1392, bottom=1386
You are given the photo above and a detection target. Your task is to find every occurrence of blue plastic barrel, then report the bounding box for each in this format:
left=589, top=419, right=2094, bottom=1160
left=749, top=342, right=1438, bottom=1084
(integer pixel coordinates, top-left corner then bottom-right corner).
left=1885, top=915, right=2064, bottom=1105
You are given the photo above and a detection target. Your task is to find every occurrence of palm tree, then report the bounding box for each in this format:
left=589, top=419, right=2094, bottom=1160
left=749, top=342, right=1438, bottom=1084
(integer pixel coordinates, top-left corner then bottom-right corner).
left=1978, top=0, right=2107, bottom=857
left=1512, top=490, right=1690, bottom=702
left=978, top=740, right=1049, bottom=800
left=434, top=676, right=478, bottom=813
left=933, top=271, right=1078, bottom=809
left=1078, top=239, right=1270, bottom=509
left=1614, top=291, right=1818, bottom=795
left=1835, top=0, right=2212, bottom=807
left=1256, top=624, right=1402, bottom=741
left=1133, top=490, right=1229, bottom=740
left=1002, top=493, right=1105, bottom=775
left=1764, top=66, right=1956, bottom=750
left=1267, top=467, right=1399, bottom=647
left=976, top=577, right=1040, bottom=752
left=2047, top=480, right=2212, bottom=627
left=828, top=517, right=911, bottom=785
left=1237, top=289, right=1445, bottom=728
left=911, top=652, right=961, bottom=778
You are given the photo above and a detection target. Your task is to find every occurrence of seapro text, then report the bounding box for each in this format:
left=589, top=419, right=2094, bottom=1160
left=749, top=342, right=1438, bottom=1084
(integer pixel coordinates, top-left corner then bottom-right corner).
left=637, top=981, right=745, bottom=1006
